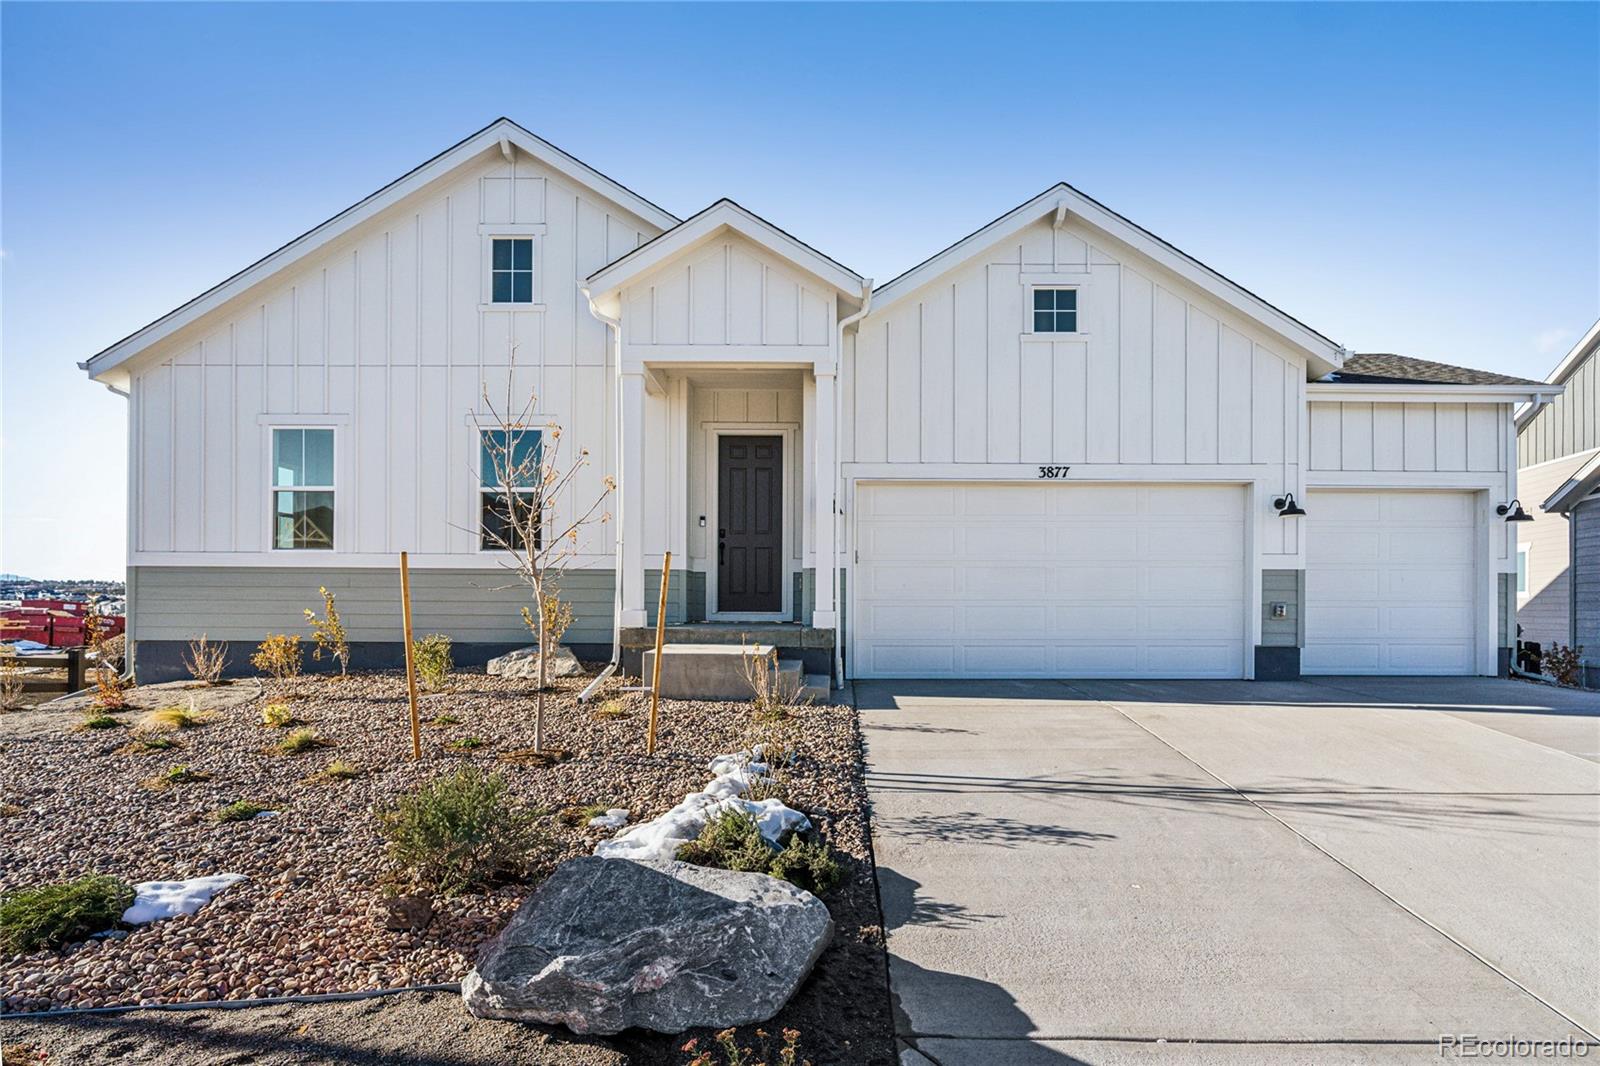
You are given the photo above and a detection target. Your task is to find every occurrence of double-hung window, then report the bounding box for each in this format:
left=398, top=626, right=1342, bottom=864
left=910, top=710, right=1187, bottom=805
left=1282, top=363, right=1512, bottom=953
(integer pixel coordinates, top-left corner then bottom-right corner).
left=490, top=238, right=533, bottom=304
left=1517, top=545, right=1530, bottom=594
left=272, top=428, right=335, bottom=550
left=480, top=428, right=542, bottom=551
left=1032, top=287, right=1078, bottom=333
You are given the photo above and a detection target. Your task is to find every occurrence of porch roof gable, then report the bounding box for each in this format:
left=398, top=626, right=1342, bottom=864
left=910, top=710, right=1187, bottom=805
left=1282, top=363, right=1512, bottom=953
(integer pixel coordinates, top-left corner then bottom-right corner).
left=586, top=199, right=866, bottom=307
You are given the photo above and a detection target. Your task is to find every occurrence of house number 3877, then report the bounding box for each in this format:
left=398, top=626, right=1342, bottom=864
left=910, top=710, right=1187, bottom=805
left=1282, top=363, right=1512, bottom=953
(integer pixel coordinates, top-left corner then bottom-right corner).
left=1037, top=465, right=1071, bottom=479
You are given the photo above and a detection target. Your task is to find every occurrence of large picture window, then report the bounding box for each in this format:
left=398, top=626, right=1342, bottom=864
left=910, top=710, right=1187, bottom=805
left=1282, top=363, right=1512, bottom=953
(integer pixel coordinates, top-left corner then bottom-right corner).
left=480, top=428, right=541, bottom=551
left=272, top=428, right=334, bottom=550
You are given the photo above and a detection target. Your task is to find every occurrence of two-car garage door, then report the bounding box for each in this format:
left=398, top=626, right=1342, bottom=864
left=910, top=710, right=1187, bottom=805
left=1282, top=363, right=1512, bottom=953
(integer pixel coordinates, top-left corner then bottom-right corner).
left=852, top=482, right=1247, bottom=678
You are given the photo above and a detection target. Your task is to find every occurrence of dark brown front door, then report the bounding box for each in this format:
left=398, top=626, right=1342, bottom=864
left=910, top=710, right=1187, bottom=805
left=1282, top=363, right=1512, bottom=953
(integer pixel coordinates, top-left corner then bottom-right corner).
left=718, top=435, right=783, bottom=613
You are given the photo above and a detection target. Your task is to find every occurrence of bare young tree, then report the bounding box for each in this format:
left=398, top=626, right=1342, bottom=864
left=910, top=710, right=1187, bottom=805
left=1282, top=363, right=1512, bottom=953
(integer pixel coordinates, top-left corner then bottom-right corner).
left=472, top=360, right=613, bottom=752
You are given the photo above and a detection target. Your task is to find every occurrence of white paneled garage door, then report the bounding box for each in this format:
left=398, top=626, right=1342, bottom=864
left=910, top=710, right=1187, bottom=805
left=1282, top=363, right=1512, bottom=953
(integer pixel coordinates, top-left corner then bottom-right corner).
left=1304, top=490, right=1479, bottom=675
left=851, top=482, right=1247, bottom=679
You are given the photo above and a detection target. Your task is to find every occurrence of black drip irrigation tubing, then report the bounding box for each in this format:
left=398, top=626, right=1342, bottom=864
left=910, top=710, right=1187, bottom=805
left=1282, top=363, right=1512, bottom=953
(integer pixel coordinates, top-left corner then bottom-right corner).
left=4, top=982, right=463, bottom=1021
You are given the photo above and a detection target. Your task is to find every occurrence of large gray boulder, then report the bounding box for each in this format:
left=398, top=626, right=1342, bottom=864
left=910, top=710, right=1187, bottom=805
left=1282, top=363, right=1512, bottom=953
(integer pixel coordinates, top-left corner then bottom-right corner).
left=486, top=644, right=582, bottom=680
left=460, top=857, right=833, bottom=1034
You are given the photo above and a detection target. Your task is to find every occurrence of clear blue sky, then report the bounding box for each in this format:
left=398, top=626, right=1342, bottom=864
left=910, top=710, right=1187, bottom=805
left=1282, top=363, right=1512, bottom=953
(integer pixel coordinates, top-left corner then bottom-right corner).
left=3, top=2, right=1596, bottom=580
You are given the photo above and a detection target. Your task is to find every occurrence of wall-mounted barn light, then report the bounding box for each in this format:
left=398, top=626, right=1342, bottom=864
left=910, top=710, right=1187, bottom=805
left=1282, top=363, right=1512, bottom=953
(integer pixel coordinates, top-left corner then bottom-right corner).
left=1273, top=493, right=1307, bottom=517
left=1496, top=500, right=1534, bottom=522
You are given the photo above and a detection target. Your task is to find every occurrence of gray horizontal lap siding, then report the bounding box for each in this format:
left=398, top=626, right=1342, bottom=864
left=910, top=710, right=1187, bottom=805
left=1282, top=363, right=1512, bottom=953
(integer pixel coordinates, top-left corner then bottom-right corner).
left=1576, top=500, right=1600, bottom=668
left=129, top=566, right=615, bottom=646
left=1260, top=569, right=1304, bottom=648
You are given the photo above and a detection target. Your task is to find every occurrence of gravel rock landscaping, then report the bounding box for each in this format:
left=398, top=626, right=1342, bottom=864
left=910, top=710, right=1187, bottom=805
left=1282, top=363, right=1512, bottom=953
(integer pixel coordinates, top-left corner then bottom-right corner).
left=0, top=668, right=894, bottom=1065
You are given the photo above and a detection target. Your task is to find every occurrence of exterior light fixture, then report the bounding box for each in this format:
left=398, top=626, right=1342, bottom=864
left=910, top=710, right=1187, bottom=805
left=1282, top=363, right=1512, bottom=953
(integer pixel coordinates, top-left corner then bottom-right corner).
left=1496, top=500, right=1534, bottom=523
left=1273, top=493, right=1306, bottom=517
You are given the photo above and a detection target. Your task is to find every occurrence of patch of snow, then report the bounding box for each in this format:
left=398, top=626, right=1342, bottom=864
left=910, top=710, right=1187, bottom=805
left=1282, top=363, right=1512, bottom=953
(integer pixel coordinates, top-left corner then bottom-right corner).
left=587, top=809, right=629, bottom=830
left=594, top=751, right=811, bottom=863
left=122, top=874, right=247, bottom=925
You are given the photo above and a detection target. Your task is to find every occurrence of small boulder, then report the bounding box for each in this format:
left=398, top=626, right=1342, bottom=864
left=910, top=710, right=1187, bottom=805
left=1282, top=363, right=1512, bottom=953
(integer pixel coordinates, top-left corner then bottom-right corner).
left=378, top=893, right=435, bottom=932
left=461, top=857, right=833, bottom=1035
left=487, top=645, right=582, bottom=680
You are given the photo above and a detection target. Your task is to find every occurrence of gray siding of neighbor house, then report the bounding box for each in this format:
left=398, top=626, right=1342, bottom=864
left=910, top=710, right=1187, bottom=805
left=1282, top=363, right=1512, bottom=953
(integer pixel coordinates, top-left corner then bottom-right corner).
left=1519, top=347, right=1599, bottom=467
left=127, top=566, right=615, bottom=681
left=1514, top=452, right=1596, bottom=649
left=1576, top=499, right=1600, bottom=678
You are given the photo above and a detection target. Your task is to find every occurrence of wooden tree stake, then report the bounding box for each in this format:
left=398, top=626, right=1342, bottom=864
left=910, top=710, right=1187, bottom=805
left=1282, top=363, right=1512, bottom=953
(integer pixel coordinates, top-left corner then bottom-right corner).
left=646, top=551, right=671, bottom=756
left=399, top=551, right=422, bottom=761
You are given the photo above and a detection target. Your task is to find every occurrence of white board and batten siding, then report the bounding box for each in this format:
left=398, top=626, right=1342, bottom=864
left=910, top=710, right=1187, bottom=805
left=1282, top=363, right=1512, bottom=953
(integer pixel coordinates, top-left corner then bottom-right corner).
left=620, top=235, right=836, bottom=355
left=842, top=217, right=1308, bottom=565
left=130, top=149, right=661, bottom=566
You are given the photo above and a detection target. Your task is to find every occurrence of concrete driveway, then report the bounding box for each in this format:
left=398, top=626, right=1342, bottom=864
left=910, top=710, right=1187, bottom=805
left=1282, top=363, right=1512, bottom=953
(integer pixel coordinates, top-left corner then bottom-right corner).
left=858, top=677, right=1600, bottom=1065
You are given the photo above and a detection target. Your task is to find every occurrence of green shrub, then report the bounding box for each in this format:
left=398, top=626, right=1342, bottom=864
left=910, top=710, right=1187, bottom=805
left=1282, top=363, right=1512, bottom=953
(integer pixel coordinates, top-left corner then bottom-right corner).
left=0, top=875, right=135, bottom=953
left=261, top=702, right=295, bottom=728
left=676, top=810, right=780, bottom=875
left=323, top=758, right=361, bottom=780
left=378, top=766, right=546, bottom=896
left=80, top=713, right=123, bottom=730
left=676, top=809, right=842, bottom=896
left=429, top=713, right=461, bottom=727
left=446, top=736, right=484, bottom=752
left=592, top=698, right=629, bottom=720
left=303, top=587, right=350, bottom=676
left=139, top=704, right=208, bottom=732
left=214, top=800, right=270, bottom=823
left=141, top=765, right=212, bottom=791
left=767, top=838, right=842, bottom=896
left=275, top=728, right=329, bottom=755
left=413, top=634, right=453, bottom=692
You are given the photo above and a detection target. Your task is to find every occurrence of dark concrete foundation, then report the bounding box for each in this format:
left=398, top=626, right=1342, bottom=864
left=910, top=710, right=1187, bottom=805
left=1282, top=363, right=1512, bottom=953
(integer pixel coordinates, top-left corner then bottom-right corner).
left=132, top=640, right=611, bottom=685
left=1254, top=645, right=1301, bottom=682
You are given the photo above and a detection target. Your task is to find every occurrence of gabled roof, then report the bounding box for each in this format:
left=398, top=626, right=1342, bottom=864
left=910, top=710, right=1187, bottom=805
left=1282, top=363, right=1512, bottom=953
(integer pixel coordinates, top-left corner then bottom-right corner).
left=585, top=198, right=866, bottom=302
left=83, top=118, right=679, bottom=380
left=1517, top=318, right=1600, bottom=431
left=1327, top=353, right=1544, bottom=387
left=1542, top=450, right=1600, bottom=514
left=869, top=182, right=1345, bottom=374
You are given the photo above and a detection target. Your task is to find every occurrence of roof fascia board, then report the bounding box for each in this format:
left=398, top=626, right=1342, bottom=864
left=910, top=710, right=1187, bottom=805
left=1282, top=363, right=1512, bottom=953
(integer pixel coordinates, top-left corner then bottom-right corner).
left=1309, top=381, right=1561, bottom=404
left=588, top=201, right=862, bottom=299
left=84, top=119, right=678, bottom=380
left=1541, top=451, right=1600, bottom=513
left=871, top=184, right=1343, bottom=368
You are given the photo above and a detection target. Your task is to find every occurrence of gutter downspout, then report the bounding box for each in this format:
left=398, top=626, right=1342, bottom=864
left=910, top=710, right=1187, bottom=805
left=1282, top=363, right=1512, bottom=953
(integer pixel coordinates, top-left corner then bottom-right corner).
left=833, top=281, right=873, bottom=687
left=99, top=379, right=137, bottom=684
left=579, top=286, right=623, bottom=703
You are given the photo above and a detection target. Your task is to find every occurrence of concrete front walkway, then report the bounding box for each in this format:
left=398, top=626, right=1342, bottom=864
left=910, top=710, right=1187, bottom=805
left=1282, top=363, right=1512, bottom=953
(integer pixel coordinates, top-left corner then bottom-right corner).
left=858, top=677, right=1600, bottom=1065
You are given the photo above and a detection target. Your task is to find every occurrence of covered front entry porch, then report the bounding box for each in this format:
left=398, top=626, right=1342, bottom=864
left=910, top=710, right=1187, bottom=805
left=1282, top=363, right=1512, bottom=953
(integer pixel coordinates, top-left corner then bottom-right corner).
left=583, top=200, right=870, bottom=683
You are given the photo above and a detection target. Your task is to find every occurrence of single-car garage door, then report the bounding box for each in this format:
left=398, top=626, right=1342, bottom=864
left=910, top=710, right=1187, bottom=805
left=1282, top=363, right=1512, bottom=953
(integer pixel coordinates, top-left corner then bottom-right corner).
left=851, top=482, right=1247, bottom=679
left=1304, top=489, right=1479, bottom=675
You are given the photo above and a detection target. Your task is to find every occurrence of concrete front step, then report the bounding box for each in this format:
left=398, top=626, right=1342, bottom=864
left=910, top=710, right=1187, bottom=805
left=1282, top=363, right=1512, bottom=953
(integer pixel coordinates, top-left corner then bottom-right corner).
left=640, top=644, right=833, bottom=702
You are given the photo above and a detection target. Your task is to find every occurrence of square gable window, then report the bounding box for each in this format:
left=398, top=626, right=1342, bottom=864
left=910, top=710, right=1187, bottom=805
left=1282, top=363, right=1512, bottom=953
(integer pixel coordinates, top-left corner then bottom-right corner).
left=1032, top=287, right=1079, bottom=333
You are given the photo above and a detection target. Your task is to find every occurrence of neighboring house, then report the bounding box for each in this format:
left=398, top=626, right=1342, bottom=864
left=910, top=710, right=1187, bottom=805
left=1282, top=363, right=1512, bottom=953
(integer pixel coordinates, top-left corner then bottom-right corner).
left=1516, top=320, right=1600, bottom=685
left=82, top=118, right=1557, bottom=683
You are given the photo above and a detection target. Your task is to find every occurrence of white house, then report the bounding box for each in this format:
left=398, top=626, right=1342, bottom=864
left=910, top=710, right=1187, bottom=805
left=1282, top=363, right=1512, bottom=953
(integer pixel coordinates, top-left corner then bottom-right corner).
left=82, top=118, right=1556, bottom=683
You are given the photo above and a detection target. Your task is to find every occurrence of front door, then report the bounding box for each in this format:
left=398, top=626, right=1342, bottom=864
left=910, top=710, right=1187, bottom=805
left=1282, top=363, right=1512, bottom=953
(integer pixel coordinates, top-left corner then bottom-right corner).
left=717, top=435, right=783, bottom=614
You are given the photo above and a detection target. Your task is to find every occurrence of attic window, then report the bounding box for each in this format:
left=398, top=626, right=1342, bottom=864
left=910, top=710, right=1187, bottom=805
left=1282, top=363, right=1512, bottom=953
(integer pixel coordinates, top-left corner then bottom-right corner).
left=1032, top=288, right=1078, bottom=333
left=491, top=238, right=533, bottom=303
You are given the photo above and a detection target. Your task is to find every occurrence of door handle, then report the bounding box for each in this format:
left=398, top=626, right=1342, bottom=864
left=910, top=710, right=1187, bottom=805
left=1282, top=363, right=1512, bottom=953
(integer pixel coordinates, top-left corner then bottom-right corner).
left=719, top=529, right=726, bottom=565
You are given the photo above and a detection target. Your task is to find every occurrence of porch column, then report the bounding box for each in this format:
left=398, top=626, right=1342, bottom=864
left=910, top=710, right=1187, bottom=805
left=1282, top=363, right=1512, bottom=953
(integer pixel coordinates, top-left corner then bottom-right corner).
left=811, top=370, right=837, bottom=628
left=619, top=370, right=648, bottom=627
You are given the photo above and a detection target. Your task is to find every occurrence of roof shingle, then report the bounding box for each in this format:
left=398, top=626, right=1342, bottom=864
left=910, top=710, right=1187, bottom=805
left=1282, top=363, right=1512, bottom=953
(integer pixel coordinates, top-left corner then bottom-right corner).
left=1327, top=353, right=1544, bottom=387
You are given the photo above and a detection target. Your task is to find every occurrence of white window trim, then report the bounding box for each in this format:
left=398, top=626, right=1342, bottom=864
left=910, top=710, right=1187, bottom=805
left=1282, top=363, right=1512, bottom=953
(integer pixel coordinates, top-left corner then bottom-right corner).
left=482, top=233, right=541, bottom=308
left=702, top=423, right=798, bottom=622
left=1022, top=280, right=1090, bottom=338
left=1516, top=542, right=1531, bottom=595
left=267, top=425, right=338, bottom=552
